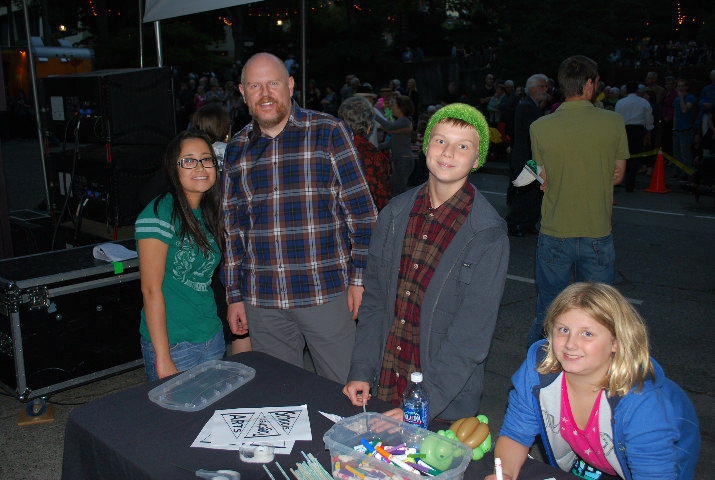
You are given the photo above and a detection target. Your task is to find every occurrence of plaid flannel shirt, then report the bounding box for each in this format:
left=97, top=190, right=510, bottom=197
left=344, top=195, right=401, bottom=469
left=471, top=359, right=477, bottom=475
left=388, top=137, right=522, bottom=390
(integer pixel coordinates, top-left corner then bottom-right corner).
left=222, top=102, right=377, bottom=308
left=377, top=183, right=473, bottom=405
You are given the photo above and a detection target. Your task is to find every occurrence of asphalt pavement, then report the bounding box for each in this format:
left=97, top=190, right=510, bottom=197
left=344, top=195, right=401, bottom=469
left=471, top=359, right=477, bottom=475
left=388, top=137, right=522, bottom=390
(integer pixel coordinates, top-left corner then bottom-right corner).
left=0, top=139, right=713, bottom=479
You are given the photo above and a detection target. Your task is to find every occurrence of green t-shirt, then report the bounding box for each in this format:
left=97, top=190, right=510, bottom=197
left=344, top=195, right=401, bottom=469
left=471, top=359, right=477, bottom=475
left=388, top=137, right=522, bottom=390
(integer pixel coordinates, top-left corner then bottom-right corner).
left=135, top=194, right=221, bottom=344
left=530, top=100, right=629, bottom=238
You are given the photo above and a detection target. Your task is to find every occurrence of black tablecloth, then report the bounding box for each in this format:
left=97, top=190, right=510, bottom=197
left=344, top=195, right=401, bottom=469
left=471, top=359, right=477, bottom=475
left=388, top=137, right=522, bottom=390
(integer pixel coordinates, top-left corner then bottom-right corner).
left=61, top=351, right=575, bottom=480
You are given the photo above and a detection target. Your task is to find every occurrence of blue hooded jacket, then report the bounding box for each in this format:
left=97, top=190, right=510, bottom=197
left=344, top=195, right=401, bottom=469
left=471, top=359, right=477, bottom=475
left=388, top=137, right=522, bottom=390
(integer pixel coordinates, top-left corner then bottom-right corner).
left=499, top=340, right=700, bottom=479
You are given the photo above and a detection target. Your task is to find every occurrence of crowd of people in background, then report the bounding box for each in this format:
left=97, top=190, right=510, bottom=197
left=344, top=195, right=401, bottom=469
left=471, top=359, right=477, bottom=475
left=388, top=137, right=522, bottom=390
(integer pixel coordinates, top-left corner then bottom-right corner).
left=597, top=69, right=714, bottom=187
left=170, top=53, right=715, bottom=216
left=609, top=39, right=713, bottom=68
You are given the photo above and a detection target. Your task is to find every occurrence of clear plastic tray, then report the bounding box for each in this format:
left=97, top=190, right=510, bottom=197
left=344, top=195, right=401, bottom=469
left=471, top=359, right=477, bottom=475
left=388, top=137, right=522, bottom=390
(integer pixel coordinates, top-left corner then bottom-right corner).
left=148, top=360, right=256, bottom=412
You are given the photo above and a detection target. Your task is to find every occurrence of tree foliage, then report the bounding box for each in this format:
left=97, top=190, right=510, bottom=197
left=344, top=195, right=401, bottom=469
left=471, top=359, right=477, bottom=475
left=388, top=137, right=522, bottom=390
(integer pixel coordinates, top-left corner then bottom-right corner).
left=493, top=0, right=712, bottom=82
left=19, top=0, right=712, bottom=84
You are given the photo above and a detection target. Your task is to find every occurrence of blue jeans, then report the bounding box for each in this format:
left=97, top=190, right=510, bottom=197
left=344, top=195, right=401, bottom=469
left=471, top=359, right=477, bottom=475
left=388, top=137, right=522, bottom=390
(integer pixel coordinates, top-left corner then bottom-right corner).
left=140, top=329, right=225, bottom=381
left=672, top=129, right=694, bottom=174
left=529, top=233, right=616, bottom=345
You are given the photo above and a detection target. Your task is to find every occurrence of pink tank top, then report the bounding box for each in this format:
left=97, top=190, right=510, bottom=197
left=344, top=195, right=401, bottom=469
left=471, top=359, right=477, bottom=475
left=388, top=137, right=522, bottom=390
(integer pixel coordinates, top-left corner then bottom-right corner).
left=560, top=374, right=617, bottom=475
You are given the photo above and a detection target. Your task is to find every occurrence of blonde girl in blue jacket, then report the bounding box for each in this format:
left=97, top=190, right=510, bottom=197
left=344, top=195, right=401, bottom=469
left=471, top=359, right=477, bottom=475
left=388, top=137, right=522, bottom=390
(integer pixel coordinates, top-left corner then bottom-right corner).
left=487, top=282, right=699, bottom=480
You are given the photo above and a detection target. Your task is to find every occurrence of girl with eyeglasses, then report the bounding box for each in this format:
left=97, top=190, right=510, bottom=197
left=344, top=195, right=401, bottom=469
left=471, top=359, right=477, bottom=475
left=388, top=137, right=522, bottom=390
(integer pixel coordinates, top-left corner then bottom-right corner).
left=134, top=129, right=226, bottom=381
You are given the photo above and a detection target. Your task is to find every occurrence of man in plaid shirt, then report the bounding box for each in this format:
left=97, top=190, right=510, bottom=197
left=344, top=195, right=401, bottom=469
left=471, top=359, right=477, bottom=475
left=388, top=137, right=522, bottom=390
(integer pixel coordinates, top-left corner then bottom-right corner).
left=222, top=53, right=377, bottom=383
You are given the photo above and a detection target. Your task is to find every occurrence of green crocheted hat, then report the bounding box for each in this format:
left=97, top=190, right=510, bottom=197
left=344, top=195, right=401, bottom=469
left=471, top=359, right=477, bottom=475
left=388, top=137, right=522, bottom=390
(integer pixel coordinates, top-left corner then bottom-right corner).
left=422, top=103, right=490, bottom=170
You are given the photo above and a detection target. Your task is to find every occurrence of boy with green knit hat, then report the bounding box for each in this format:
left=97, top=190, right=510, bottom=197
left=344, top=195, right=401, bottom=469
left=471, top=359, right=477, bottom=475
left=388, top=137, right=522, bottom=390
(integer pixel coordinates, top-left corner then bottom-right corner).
left=344, top=103, right=509, bottom=422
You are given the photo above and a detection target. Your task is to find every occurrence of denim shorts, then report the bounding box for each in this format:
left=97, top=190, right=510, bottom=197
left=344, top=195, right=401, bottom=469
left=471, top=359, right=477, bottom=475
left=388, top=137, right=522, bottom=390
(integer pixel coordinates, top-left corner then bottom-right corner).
left=140, top=329, right=225, bottom=382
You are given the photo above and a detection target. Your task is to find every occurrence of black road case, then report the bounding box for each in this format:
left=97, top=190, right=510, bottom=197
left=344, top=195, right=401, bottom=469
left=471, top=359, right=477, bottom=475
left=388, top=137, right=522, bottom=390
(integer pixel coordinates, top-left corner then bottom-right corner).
left=0, top=241, right=143, bottom=401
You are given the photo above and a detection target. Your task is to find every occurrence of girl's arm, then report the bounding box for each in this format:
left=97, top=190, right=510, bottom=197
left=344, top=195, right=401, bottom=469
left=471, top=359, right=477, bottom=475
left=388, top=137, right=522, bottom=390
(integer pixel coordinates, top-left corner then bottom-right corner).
left=483, top=436, right=530, bottom=480
left=138, top=238, right=177, bottom=379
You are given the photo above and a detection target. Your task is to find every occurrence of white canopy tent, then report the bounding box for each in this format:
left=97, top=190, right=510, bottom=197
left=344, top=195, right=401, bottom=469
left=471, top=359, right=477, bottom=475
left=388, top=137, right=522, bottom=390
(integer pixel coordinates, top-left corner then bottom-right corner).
left=143, top=0, right=258, bottom=23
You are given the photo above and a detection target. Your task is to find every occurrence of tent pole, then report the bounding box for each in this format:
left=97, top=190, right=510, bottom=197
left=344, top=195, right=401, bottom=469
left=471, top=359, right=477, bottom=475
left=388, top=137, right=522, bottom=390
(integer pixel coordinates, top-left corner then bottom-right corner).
left=153, top=21, right=163, bottom=67
left=300, top=0, right=306, bottom=107
left=21, top=0, right=51, bottom=212
left=139, top=0, right=144, bottom=68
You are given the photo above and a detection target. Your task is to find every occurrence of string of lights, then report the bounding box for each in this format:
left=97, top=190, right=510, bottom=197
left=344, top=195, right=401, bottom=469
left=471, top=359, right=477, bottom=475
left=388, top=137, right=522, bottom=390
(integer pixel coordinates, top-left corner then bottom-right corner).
left=87, top=0, right=122, bottom=17
left=675, top=2, right=705, bottom=32
left=244, top=1, right=375, bottom=18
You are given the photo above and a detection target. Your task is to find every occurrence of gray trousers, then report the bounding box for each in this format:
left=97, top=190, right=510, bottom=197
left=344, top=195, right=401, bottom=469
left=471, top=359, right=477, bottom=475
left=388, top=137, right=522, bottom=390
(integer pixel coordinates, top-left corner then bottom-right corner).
left=244, top=290, right=356, bottom=384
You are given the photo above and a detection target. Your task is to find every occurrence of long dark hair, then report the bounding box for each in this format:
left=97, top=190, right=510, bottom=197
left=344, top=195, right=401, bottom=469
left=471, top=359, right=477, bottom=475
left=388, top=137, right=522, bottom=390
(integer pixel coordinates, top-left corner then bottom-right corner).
left=192, top=102, right=231, bottom=143
left=154, top=129, right=224, bottom=256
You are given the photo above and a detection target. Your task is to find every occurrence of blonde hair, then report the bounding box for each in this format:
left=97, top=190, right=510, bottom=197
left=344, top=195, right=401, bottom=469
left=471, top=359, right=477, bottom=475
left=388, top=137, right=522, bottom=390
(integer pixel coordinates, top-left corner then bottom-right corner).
left=537, top=282, right=654, bottom=397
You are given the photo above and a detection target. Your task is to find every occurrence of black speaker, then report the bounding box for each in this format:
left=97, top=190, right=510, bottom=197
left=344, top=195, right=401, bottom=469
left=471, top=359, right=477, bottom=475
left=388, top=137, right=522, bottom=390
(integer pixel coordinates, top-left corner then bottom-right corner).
left=9, top=210, right=64, bottom=255
left=47, top=143, right=165, bottom=227
left=39, top=67, right=176, bottom=145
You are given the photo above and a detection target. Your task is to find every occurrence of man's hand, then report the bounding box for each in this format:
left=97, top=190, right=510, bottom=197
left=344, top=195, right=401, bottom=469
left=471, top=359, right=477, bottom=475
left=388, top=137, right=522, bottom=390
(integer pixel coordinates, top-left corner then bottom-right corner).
left=227, top=301, right=249, bottom=335
left=613, top=159, right=626, bottom=185
left=538, top=166, right=547, bottom=191
left=346, top=285, right=364, bottom=320
left=343, top=381, right=372, bottom=407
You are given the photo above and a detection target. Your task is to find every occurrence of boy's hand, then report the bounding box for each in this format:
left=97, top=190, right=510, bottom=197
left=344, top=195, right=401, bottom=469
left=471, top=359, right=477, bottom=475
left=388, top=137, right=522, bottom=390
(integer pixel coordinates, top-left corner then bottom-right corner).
left=382, top=408, right=404, bottom=421
left=343, top=381, right=372, bottom=407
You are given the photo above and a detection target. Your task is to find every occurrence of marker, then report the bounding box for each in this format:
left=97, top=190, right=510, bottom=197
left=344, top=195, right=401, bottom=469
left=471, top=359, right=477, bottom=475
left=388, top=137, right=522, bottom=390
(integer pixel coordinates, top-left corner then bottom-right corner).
left=361, top=438, right=381, bottom=459
left=345, top=465, right=366, bottom=479
left=404, top=460, right=432, bottom=475
left=495, top=457, right=504, bottom=480
left=374, top=445, right=420, bottom=475
left=416, top=459, right=443, bottom=475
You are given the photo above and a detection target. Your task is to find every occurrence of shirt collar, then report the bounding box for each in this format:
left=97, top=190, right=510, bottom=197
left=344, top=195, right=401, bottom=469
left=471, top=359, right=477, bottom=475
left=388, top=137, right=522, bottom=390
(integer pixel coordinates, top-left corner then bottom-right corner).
left=556, top=99, right=594, bottom=112
left=410, top=181, right=475, bottom=217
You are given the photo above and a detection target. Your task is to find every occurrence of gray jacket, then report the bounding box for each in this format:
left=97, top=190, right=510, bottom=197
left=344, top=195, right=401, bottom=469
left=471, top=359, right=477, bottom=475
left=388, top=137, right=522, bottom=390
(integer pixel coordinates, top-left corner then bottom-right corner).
left=348, top=183, right=509, bottom=420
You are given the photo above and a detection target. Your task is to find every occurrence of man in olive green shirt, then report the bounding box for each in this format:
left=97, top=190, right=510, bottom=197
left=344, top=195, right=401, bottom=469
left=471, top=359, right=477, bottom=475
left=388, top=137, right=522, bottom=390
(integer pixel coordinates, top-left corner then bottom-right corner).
left=527, top=55, right=628, bottom=345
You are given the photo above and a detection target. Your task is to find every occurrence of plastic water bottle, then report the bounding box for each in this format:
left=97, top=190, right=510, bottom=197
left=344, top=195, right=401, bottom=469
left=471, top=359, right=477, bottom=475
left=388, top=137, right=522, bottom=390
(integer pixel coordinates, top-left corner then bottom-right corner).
left=403, top=372, right=429, bottom=429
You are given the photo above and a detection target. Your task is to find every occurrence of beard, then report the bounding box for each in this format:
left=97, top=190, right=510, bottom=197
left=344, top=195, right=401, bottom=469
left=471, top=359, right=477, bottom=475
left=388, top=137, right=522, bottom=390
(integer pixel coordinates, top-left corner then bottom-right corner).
left=248, top=96, right=291, bottom=131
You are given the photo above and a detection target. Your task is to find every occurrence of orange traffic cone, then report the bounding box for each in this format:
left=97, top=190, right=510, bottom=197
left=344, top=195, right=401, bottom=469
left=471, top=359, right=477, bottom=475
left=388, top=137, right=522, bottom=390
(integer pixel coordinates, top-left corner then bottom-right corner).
left=644, top=149, right=671, bottom=193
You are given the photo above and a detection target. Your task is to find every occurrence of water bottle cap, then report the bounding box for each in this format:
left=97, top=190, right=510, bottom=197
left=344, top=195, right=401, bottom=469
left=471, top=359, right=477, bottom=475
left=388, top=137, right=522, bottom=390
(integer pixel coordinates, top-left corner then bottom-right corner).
left=411, top=372, right=423, bottom=383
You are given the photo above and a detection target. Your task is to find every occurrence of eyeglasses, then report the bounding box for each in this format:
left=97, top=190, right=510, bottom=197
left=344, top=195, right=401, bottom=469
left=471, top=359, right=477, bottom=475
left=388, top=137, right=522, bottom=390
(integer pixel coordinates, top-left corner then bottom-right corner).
left=177, top=157, right=217, bottom=169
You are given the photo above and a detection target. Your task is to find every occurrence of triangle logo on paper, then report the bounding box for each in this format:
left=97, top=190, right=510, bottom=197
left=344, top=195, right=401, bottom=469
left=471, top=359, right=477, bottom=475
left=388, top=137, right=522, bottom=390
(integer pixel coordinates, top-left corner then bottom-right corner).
left=244, top=412, right=281, bottom=438
left=221, top=411, right=254, bottom=438
left=269, top=410, right=303, bottom=435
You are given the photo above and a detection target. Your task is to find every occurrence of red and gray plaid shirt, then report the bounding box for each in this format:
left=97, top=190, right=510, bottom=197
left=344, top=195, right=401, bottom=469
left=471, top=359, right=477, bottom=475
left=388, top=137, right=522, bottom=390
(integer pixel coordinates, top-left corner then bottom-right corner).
left=377, top=182, right=474, bottom=405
